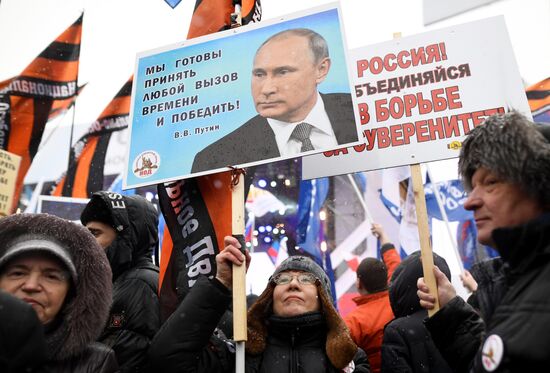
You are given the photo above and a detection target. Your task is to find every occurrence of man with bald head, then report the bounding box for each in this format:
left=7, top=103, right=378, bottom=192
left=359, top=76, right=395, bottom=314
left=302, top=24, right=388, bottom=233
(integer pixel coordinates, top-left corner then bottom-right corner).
left=192, top=28, right=357, bottom=172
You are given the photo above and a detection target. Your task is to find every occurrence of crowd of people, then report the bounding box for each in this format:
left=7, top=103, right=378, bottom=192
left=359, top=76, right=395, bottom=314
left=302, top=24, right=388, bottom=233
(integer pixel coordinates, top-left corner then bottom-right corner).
left=1, top=110, right=549, bottom=372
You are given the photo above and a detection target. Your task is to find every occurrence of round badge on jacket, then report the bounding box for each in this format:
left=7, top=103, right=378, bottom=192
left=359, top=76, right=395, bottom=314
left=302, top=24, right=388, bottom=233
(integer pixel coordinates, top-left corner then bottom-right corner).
left=481, top=334, right=504, bottom=371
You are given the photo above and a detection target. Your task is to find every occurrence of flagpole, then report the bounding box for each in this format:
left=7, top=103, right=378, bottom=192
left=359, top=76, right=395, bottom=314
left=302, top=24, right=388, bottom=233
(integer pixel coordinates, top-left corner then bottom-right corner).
left=66, top=13, right=83, bottom=175
left=346, top=173, right=374, bottom=224
left=66, top=101, right=77, bottom=172
left=425, top=164, right=464, bottom=273
left=231, top=169, right=246, bottom=373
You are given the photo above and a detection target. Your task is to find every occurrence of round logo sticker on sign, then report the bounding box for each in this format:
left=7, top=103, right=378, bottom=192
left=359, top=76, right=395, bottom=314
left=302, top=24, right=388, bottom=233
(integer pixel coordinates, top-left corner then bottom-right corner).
left=132, top=150, right=160, bottom=179
left=481, top=334, right=504, bottom=371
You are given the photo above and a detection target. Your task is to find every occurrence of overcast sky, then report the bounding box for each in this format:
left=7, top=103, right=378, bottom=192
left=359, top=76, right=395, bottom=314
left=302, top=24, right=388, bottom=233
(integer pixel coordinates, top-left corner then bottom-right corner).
left=0, top=0, right=548, bottom=183
left=1, top=0, right=548, bottom=125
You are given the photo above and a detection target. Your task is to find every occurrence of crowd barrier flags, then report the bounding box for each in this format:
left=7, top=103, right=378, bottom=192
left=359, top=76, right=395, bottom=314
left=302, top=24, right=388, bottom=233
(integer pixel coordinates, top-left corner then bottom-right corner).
left=52, top=77, right=132, bottom=197
left=0, top=14, right=82, bottom=212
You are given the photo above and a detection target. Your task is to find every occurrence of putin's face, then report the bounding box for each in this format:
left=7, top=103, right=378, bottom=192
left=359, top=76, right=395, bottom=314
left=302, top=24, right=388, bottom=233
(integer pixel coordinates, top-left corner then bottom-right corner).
left=251, top=34, right=330, bottom=123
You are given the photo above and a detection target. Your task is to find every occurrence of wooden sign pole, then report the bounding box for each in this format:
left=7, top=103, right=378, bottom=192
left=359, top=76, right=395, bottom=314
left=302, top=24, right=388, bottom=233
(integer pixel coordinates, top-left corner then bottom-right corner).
left=231, top=170, right=247, bottom=372
left=393, top=32, right=439, bottom=316
left=410, top=163, right=440, bottom=316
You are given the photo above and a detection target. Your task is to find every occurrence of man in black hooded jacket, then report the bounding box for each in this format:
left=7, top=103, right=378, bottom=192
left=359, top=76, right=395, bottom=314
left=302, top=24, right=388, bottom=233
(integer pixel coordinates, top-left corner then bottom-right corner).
left=417, top=112, right=550, bottom=372
left=81, top=191, right=161, bottom=372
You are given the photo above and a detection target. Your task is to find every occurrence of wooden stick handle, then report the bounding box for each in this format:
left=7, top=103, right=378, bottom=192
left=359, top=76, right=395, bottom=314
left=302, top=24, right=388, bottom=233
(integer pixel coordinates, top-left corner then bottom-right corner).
left=231, top=172, right=247, bottom=341
left=410, top=163, right=440, bottom=316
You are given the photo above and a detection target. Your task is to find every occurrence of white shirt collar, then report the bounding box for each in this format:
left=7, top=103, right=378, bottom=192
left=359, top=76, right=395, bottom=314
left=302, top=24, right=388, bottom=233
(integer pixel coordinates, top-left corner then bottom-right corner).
left=267, top=93, right=334, bottom=155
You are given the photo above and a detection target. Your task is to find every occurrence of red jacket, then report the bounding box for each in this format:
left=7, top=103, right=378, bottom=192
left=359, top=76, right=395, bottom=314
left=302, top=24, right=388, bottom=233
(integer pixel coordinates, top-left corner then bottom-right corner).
left=343, top=244, right=401, bottom=373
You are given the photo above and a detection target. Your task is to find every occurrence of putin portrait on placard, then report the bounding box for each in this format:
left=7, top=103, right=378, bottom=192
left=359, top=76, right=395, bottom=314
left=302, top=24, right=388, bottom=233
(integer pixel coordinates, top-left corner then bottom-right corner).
left=192, top=28, right=357, bottom=173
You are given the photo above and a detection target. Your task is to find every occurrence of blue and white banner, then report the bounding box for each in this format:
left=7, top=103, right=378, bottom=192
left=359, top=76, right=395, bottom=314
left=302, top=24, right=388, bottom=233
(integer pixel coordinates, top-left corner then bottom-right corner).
left=425, top=179, right=473, bottom=222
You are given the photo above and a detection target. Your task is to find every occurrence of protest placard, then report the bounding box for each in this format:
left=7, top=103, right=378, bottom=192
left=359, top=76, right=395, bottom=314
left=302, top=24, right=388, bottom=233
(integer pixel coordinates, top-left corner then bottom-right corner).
left=0, top=149, right=21, bottom=215
left=124, top=3, right=360, bottom=189
left=302, top=16, right=531, bottom=179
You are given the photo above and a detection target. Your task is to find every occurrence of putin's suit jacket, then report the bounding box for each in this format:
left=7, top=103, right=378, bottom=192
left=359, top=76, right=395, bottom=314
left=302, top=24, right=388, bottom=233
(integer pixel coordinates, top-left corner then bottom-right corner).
left=191, top=93, right=358, bottom=173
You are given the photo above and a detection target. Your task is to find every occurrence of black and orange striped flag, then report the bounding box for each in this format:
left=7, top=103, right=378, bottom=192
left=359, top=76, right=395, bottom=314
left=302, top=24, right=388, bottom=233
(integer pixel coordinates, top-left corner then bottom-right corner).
left=187, top=0, right=261, bottom=39
left=0, top=15, right=82, bottom=212
left=526, top=77, right=550, bottom=123
left=0, top=79, right=85, bottom=122
left=52, top=77, right=132, bottom=198
left=158, top=0, right=261, bottom=321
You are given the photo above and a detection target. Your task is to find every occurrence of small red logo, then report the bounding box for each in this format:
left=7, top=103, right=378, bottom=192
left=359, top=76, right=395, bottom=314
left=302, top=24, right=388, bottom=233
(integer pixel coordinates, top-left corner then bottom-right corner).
left=133, top=150, right=160, bottom=178
left=110, top=313, right=125, bottom=328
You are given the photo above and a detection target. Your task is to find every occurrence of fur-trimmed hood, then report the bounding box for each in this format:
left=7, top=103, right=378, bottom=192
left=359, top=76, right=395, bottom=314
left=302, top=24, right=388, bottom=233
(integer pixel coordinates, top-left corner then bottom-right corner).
left=0, top=213, right=112, bottom=362
left=246, top=279, right=357, bottom=370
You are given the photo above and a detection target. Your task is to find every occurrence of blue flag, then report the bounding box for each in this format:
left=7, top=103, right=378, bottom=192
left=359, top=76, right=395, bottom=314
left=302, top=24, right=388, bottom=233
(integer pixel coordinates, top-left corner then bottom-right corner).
left=457, top=219, right=499, bottom=270
left=295, top=178, right=336, bottom=302
left=425, top=179, right=473, bottom=222
left=457, top=219, right=477, bottom=270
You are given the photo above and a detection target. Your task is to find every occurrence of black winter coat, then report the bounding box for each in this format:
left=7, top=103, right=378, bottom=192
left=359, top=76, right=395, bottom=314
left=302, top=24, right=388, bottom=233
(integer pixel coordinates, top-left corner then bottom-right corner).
left=0, top=290, right=46, bottom=372
left=149, top=276, right=370, bottom=373
left=381, top=252, right=452, bottom=373
left=426, top=213, right=550, bottom=372
left=87, top=192, right=161, bottom=373
left=247, top=313, right=370, bottom=373
left=466, top=257, right=506, bottom=322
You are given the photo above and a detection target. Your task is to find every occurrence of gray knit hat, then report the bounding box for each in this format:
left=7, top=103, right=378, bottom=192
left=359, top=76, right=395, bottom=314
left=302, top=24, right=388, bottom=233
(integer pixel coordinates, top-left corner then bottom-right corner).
left=0, top=233, right=78, bottom=284
left=458, top=111, right=550, bottom=206
left=271, top=256, right=332, bottom=298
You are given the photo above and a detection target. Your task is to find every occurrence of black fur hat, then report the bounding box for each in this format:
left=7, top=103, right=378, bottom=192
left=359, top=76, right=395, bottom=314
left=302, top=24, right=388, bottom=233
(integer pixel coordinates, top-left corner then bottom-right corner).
left=458, top=111, right=550, bottom=206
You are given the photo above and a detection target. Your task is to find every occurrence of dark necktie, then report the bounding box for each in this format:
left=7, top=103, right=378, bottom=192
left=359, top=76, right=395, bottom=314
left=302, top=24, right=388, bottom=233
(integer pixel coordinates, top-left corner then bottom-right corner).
left=290, top=122, right=314, bottom=152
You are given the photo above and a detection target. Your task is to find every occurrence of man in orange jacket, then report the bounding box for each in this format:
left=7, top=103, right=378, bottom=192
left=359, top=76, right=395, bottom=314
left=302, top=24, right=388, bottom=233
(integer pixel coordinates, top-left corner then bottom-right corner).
left=344, top=223, right=401, bottom=373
